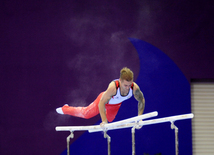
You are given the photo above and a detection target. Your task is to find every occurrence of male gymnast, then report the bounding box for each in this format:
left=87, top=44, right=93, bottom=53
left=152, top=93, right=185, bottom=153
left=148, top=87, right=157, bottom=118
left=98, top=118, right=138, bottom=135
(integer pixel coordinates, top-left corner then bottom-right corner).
left=56, top=67, right=145, bottom=127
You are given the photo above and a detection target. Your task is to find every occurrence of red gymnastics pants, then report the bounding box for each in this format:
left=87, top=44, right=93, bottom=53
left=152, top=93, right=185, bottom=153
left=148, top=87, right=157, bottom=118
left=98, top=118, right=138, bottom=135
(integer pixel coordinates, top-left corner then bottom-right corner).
left=61, top=92, right=122, bottom=122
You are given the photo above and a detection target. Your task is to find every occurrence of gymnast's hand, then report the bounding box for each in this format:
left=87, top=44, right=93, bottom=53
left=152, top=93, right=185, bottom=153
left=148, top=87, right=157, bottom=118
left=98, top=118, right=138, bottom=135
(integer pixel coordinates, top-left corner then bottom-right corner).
left=100, top=121, right=107, bottom=129
left=135, top=120, right=143, bottom=129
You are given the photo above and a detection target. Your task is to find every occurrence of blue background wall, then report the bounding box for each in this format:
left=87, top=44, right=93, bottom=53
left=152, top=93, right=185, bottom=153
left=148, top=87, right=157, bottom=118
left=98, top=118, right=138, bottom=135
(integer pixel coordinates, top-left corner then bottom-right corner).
left=1, top=1, right=214, bottom=154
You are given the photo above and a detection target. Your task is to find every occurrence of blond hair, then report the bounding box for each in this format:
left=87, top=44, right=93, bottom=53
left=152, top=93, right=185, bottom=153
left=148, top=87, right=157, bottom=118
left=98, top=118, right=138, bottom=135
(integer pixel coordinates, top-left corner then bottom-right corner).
left=120, top=67, right=134, bottom=81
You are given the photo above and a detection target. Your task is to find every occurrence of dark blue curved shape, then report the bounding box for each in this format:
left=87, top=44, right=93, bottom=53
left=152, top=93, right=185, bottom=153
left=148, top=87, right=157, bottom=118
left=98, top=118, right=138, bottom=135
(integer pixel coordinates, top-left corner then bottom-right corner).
left=128, top=38, right=192, bottom=154
left=60, top=38, right=192, bottom=155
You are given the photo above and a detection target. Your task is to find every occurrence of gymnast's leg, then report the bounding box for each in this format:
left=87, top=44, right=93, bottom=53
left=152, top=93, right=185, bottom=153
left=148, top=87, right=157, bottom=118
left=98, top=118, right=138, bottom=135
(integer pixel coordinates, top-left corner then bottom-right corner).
left=56, top=92, right=104, bottom=119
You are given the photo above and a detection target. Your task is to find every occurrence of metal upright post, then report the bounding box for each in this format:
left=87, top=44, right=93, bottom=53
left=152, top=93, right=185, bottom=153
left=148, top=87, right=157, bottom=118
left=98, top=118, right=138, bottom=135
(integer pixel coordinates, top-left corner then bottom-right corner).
left=171, top=122, right=179, bottom=155
left=66, top=131, right=74, bottom=155
left=104, top=131, right=111, bottom=155
left=131, top=126, right=136, bottom=155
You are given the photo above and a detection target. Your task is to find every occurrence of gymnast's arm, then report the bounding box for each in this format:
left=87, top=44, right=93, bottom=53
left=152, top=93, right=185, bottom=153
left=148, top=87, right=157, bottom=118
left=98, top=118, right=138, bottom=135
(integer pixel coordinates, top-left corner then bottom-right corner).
left=133, top=83, right=145, bottom=115
left=98, top=81, right=116, bottom=125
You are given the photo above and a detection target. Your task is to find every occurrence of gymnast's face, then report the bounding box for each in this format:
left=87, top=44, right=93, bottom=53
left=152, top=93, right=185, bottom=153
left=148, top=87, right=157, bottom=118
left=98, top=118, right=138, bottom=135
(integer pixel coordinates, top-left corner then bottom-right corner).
left=119, top=79, right=133, bottom=94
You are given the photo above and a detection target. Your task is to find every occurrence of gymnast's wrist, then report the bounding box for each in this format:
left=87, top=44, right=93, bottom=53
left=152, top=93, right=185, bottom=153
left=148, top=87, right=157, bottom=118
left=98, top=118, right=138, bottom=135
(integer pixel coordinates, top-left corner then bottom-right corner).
left=102, top=121, right=108, bottom=124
